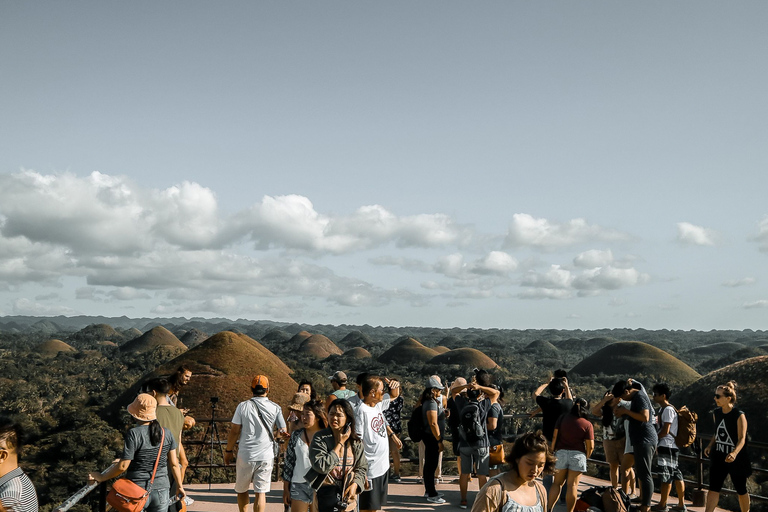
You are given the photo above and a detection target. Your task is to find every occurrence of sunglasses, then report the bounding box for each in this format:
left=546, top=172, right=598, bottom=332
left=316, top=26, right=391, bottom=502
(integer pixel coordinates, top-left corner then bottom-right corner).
left=714, top=394, right=722, bottom=399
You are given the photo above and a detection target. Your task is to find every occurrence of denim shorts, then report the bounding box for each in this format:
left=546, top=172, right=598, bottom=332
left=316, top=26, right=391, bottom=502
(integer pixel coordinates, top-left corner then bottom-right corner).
left=554, top=449, right=588, bottom=472
left=291, top=481, right=314, bottom=504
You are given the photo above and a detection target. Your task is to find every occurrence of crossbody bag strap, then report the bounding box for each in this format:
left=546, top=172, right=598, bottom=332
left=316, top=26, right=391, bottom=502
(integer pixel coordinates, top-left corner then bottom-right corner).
left=339, top=443, right=349, bottom=497
left=147, top=428, right=166, bottom=490
left=251, top=399, right=276, bottom=442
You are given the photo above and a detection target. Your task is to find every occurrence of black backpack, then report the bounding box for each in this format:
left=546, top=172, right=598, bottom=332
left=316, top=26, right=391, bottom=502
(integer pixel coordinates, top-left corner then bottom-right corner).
left=407, top=404, right=424, bottom=443
left=459, top=401, right=486, bottom=443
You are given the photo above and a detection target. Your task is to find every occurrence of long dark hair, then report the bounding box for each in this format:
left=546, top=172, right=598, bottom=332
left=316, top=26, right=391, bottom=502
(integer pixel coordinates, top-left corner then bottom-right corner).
left=327, top=399, right=360, bottom=442
left=420, top=387, right=438, bottom=405
left=304, top=399, right=328, bottom=429
left=602, top=381, right=625, bottom=427
left=148, top=419, right=163, bottom=445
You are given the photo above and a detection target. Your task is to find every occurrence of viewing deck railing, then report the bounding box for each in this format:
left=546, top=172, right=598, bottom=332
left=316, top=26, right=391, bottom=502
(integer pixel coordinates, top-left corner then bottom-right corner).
left=55, top=412, right=768, bottom=511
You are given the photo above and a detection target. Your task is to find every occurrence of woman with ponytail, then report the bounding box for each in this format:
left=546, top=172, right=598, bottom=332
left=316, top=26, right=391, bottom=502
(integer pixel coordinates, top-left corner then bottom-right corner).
left=547, top=398, right=594, bottom=512
left=88, top=393, right=185, bottom=511
left=704, top=381, right=751, bottom=512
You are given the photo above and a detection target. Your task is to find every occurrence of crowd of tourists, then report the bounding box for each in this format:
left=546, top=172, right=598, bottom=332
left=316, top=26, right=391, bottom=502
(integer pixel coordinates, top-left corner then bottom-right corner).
left=0, top=363, right=753, bottom=512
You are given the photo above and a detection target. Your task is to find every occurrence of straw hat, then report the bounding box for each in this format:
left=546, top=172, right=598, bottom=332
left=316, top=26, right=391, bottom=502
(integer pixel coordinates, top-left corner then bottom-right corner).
left=127, top=393, right=158, bottom=422
left=288, top=392, right=311, bottom=411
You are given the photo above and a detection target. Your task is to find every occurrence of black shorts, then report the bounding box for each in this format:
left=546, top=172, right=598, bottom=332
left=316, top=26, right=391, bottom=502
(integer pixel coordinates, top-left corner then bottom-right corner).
left=359, top=472, right=388, bottom=510
left=709, top=457, right=751, bottom=495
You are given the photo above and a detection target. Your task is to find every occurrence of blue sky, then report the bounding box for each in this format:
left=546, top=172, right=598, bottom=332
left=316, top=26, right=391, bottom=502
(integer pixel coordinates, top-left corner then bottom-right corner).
left=1, top=2, right=767, bottom=329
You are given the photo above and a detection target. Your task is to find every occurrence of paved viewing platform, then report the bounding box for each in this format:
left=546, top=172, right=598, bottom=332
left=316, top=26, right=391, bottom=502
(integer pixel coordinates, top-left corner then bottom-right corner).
left=184, top=475, right=726, bottom=512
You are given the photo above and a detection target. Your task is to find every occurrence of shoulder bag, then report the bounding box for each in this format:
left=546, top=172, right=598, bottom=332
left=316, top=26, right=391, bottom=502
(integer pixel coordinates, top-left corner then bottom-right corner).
left=107, top=428, right=165, bottom=512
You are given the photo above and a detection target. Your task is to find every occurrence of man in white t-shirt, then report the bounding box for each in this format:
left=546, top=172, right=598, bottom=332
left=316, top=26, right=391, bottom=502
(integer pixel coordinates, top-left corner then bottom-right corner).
left=225, top=375, right=288, bottom=512
left=354, top=375, right=401, bottom=512
left=651, top=383, right=686, bottom=512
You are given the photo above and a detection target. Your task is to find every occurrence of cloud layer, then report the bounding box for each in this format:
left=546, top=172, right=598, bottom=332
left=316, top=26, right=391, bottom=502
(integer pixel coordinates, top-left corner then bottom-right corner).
left=6, top=169, right=761, bottom=320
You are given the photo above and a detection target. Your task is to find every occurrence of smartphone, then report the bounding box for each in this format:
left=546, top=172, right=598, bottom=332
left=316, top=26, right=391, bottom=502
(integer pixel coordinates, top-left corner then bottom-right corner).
left=343, top=423, right=351, bottom=435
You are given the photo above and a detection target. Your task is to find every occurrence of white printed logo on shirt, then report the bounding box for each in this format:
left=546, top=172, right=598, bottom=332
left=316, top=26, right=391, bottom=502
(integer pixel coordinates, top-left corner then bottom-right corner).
left=715, top=419, right=734, bottom=454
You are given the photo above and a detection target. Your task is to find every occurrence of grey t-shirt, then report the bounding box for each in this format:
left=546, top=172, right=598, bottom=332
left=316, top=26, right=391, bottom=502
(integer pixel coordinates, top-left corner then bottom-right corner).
left=123, top=425, right=178, bottom=489
left=421, top=398, right=446, bottom=438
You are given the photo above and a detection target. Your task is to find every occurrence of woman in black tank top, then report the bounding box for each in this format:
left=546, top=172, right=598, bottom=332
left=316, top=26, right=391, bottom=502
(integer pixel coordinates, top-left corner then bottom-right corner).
left=703, top=381, right=750, bottom=512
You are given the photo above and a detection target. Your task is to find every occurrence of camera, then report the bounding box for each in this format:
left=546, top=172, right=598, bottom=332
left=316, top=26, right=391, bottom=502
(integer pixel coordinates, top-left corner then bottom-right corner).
left=334, top=499, right=349, bottom=512
left=210, top=396, right=219, bottom=404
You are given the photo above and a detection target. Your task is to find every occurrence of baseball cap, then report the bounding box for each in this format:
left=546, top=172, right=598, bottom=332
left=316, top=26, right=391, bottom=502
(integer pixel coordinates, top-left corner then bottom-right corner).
left=427, top=375, right=445, bottom=390
left=251, top=375, right=269, bottom=390
left=329, top=371, right=348, bottom=383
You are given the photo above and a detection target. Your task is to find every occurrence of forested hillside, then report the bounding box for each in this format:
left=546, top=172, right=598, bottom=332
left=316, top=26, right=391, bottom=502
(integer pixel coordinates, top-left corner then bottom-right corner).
left=2, top=317, right=767, bottom=510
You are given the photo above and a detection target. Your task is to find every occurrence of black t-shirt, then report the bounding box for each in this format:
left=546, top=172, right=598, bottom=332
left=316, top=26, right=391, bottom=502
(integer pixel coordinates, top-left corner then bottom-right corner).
left=447, top=396, right=461, bottom=435
left=536, top=396, right=573, bottom=442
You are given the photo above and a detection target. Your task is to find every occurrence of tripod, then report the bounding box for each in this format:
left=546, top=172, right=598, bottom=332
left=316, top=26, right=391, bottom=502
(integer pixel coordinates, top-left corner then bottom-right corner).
left=191, top=397, right=230, bottom=489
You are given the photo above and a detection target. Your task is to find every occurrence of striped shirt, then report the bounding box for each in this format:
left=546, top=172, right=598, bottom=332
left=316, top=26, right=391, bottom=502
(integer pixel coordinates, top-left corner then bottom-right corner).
left=0, top=467, right=38, bottom=512
left=123, top=425, right=177, bottom=489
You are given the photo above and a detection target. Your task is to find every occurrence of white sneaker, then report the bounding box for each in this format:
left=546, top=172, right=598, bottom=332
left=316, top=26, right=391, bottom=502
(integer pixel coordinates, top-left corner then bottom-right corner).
left=427, top=496, right=446, bottom=504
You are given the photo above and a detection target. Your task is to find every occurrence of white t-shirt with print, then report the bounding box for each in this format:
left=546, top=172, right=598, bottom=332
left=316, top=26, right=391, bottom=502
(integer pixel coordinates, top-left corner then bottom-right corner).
left=355, top=400, right=391, bottom=478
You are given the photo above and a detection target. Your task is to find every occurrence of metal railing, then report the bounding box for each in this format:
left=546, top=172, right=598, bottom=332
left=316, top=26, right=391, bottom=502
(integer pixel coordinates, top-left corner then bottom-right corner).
left=55, top=411, right=768, bottom=511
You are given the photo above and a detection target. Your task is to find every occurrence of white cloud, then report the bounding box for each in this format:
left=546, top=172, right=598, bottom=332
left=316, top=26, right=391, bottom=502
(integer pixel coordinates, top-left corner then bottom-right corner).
left=573, top=249, right=614, bottom=268
left=369, top=256, right=432, bottom=272
left=676, top=222, right=718, bottom=246
left=742, top=300, right=768, bottom=309
left=518, top=288, right=572, bottom=300
left=572, top=266, right=649, bottom=292
left=504, top=213, right=629, bottom=250
left=189, top=295, right=239, bottom=314
left=722, top=277, right=756, bottom=287
left=12, top=298, right=78, bottom=315
left=0, top=171, right=472, bottom=262
left=240, top=197, right=471, bottom=253
left=106, top=287, right=152, bottom=301
left=521, top=265, right=573, bottom=289
left=434, top=254, right=469, bottom=279
left=519, top=261, right=648, bottom=301
left=473, top=251, right=518, bottom=275
left=753, top=216, right=768, bottom=252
